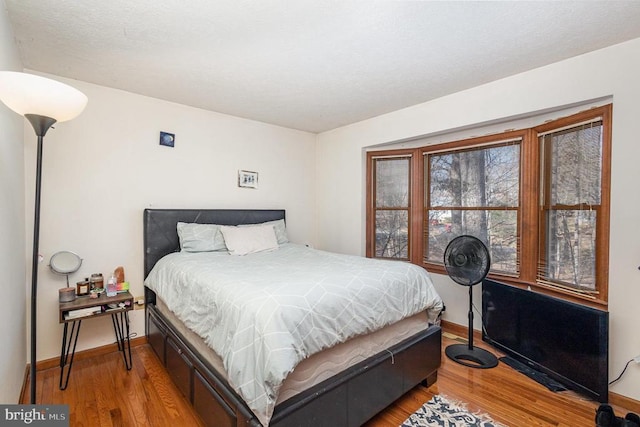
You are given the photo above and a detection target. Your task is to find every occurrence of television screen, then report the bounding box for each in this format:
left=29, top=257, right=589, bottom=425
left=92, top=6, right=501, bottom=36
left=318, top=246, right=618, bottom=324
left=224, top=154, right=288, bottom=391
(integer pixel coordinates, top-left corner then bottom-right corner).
left=482, top=279, right=609, bottom=402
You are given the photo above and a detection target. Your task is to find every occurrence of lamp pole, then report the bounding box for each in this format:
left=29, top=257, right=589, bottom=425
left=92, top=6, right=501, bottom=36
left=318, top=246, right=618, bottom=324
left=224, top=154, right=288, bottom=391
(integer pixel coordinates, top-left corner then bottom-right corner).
left=25, top=114, right=56, bottom=404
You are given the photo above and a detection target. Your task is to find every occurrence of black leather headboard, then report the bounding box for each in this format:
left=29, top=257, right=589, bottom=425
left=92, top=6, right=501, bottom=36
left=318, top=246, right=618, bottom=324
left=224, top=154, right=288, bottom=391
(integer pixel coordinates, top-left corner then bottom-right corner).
left=143, top=208, right=286, bottom=278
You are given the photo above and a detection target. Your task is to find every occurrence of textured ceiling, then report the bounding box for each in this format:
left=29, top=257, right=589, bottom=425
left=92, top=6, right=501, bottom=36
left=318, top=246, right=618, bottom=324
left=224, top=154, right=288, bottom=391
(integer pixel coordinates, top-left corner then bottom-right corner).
left=5, top=1, right=640, bottom=133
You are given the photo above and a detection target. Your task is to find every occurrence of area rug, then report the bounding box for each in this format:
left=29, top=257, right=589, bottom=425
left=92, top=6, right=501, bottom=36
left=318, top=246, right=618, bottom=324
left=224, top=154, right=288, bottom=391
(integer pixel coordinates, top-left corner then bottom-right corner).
left=400, top=395, right=506, bottom=427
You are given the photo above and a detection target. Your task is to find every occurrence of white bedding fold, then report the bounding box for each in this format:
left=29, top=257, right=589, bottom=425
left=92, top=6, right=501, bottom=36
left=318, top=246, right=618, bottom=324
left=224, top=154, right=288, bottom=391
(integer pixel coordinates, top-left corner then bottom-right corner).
left=144, top=243, right=442, bottom=426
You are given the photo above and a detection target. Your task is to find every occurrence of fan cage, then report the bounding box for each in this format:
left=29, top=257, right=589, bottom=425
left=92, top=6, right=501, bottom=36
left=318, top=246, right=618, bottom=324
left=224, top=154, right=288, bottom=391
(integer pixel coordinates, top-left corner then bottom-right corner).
left=443, top=235, right=490, bottom=286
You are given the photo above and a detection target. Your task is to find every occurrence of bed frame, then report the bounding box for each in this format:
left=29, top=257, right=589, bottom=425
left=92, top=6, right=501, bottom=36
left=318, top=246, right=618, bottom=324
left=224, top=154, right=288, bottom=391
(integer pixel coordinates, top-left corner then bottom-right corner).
left=143, top=208, right=442, bottom=427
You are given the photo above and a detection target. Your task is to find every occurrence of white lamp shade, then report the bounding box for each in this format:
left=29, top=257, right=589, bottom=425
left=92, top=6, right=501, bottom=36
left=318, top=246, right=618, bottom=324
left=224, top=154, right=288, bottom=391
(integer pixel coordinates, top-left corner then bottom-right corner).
left=0, top=71, right=87, bottom=122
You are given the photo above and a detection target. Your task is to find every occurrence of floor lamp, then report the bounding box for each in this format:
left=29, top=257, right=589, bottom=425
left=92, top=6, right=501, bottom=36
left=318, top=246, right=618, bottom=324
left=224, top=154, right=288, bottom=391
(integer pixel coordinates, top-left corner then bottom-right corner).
left=0, top=72, right=87, bottom=404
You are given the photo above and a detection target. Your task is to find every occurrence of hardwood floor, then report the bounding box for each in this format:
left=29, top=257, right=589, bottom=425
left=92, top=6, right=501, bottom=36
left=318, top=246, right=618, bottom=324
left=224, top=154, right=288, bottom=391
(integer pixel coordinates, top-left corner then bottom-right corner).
left=24, top=331, right=636, bottom=426
left=366, top=331, right=608, bottom=427
left=26, top=345, right=205, bottom=427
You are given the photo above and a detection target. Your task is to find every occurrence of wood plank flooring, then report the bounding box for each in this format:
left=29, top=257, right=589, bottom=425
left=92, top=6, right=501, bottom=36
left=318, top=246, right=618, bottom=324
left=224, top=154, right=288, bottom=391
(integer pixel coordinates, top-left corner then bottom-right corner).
left=28, top=345, right=205, bottom=427
left=23, top=332, right=636, bottom=426
left=366, top=331, right=608, bottom=427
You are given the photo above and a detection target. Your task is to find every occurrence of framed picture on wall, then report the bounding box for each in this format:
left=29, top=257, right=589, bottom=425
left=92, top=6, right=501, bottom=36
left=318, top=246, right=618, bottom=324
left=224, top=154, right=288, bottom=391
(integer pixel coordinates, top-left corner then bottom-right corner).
left=238, top=170, right=258, bottom=189
left=159, top=131, right=175, bottom=147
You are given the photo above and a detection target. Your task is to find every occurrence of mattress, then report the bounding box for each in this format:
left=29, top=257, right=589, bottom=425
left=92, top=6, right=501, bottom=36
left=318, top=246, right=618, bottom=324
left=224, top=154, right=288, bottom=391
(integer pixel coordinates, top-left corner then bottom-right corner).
left=155, top=297, right=432, bottom=404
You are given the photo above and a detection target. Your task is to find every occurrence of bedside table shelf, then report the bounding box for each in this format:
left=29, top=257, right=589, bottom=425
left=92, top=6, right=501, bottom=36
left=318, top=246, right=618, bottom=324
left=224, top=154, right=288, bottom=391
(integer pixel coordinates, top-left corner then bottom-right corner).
left=59, top=291, right=133, bottom=322
left=58, top=291, right=134, bottom=390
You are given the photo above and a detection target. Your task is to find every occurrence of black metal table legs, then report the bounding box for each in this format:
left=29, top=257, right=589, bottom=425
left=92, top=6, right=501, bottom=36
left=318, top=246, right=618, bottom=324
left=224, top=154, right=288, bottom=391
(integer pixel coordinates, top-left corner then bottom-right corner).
left=59, top=311, right=132, bottom=390
left=111, top=310, right=132, bottom=370
left=59, top=320, right=82, bottom=390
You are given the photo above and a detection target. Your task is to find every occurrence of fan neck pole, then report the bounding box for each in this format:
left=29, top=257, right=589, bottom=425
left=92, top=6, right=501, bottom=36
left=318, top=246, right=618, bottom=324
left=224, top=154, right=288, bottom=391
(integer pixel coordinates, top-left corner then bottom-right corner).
left=467, top=286, right=474, bottom=350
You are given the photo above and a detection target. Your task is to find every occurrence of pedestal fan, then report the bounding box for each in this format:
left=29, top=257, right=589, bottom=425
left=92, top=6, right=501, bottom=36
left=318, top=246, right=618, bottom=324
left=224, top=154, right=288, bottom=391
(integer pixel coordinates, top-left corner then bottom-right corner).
left=443, top=235, right=498, bottom=369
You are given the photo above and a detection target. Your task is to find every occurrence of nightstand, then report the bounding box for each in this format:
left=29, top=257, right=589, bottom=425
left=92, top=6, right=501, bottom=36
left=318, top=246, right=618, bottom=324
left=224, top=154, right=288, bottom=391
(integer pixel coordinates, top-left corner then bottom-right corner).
left=58, top=291, right=134, bottom=390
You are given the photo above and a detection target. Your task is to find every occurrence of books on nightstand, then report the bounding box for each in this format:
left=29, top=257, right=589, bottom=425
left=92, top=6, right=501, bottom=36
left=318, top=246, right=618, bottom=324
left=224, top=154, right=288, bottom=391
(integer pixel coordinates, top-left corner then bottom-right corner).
left=64, top=306, right=102, bottom=320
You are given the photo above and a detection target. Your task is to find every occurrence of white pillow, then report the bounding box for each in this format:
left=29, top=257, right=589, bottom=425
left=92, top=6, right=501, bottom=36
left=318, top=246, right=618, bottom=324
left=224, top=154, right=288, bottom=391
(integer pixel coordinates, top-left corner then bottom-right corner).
left=177, top=222, right=227, bottom=252
left=238, top=219, right=289, bottom=244
left=220, top=224, right=279, bottom=256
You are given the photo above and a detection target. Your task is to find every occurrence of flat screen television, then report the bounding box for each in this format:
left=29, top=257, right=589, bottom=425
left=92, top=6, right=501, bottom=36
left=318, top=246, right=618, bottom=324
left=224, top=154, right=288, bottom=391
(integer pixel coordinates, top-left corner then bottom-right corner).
left=482, top=279, right=609, bottom=402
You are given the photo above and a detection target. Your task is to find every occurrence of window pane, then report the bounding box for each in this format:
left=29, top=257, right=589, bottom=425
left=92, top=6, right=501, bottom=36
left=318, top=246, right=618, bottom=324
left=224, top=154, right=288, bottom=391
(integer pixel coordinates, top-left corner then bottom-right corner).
left=376, top=158, right=409, bottom=208
left=426, top=142, right=520, bottom=274
left=425, top=209, right=518, bottom=274
left=375, top=210, right=408, bottom=259
left=429, top=143, right=520, bottom=208
left=546, top=122, right=602, bottom=206
left=542, top=210, right=596, bottom=290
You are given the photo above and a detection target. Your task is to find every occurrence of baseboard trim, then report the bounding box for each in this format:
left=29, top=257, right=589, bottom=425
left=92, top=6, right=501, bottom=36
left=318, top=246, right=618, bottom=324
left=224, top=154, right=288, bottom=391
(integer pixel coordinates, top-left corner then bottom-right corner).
left=21, top=336, right=148, bottom=403
left=610, top=391, right=640, bottom=415
left=441, top=319, right=482, bottom=342
left=18, top=366, right=28, bottom=403
left=35, top=336, right=147, bottom=371
left=440, top=320, right=640, bottom=412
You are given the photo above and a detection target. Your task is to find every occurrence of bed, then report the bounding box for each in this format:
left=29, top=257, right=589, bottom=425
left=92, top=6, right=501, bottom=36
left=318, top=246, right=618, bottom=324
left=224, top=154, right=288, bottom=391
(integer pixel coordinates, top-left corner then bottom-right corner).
left=143, top=208, right=443, bottom=427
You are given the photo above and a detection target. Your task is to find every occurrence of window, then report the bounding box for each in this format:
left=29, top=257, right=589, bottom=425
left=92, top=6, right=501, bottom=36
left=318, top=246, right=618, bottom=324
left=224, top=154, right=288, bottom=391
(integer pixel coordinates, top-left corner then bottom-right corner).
left=536, top=115, right=609, bottom=294
left=425, top=139, right=521, bottom=275
left=366, top=105, right=611, bottom=305
left=368, top=153, right=412, bottom=260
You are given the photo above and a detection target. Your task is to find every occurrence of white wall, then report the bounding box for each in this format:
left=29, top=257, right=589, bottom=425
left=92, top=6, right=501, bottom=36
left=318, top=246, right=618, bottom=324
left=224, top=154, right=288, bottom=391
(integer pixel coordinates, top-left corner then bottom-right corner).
left=316, top=38, right=640, bottom=401
left=25, top=74, right=317, bottom=363
left=0, top=1, right=27, bottom=403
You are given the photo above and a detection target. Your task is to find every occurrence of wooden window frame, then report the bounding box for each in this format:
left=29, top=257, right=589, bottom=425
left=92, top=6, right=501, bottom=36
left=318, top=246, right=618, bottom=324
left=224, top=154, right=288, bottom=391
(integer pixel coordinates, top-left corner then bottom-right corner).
left=366, top=150, right=417, bottom=261
left=533, top=105, right=611, bottom=305
left=365, top=105, right=612, bottom=307
left=420, top=129, right=531, bottom=280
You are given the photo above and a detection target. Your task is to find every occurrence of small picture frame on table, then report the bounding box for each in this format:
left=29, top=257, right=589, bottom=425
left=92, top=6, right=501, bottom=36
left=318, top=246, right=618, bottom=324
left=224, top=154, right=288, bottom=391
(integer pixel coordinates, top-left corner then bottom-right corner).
left=238, top=170, right=258, bottom=189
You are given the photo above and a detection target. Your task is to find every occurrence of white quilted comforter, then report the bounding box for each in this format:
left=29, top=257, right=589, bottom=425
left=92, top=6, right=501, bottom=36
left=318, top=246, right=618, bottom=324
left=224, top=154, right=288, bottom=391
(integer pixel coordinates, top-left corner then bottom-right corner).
left=144, top=244, right=443, bottom=426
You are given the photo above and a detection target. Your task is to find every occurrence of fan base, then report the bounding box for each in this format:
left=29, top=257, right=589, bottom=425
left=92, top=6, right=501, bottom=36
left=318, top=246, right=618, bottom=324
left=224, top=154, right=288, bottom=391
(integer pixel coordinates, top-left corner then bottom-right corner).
left=445, top=344, right=498, bottom=369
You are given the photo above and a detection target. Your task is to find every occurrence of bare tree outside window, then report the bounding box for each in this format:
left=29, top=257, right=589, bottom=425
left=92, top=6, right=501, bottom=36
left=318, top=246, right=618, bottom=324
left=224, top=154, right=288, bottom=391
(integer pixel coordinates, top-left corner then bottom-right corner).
left=425, top=142, right=520, bottom=274
left=539, top=121, right=602, bottom=291
left=374, top=157, right=410, bottom=259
